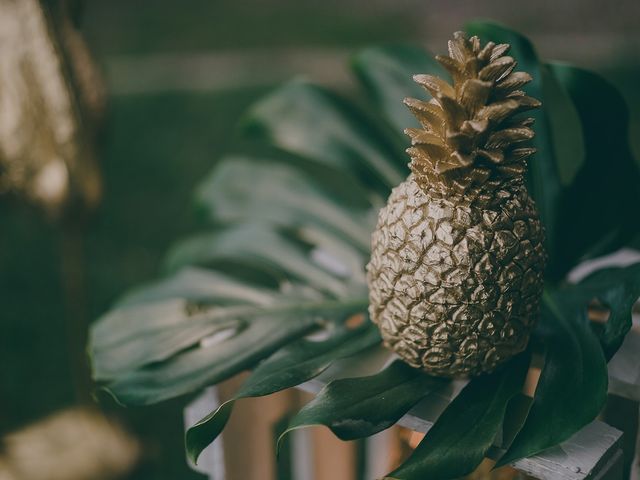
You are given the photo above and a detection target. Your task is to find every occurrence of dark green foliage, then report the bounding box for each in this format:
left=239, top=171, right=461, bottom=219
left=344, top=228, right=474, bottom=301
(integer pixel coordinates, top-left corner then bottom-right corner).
left=88, top=22, right=640, bottom=479
left=389, top=355, right=529, bottom=480
left=280, top=361, right=445, bottom=445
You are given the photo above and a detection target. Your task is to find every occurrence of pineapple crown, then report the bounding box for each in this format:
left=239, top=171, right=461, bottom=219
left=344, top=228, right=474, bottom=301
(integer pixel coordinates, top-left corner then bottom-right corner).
left=405, top=31, right=541, bottom=194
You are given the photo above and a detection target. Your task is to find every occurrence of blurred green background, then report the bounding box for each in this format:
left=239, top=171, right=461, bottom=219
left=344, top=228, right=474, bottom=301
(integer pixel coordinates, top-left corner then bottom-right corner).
left=1, top=1, right=638, bottom=478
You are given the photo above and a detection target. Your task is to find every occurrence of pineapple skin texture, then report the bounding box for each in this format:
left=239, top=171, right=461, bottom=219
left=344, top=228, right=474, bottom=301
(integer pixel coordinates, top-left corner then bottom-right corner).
left=367, top=176, right=546, bottom=377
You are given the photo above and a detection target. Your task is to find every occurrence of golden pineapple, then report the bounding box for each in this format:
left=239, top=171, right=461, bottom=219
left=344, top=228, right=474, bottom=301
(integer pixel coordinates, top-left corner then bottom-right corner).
left=366, top=32, right=546, bottom=377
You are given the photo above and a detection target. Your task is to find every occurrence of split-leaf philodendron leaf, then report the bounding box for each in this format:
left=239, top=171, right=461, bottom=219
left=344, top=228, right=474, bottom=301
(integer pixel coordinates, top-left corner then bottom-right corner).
left=89, top=20, right=640, bottom=480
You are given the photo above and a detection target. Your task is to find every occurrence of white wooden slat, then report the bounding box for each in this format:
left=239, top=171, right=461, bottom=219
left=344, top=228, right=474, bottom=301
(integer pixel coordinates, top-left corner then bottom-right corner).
left=364, top=430, right=397, bottom=479
left=183, top=387, right=226, bottom=480
left=512, top=421, right=622, bottom=480
left=567, top=248, right=640, bottom=284
left=608, top=322, right=640, bottom=402
left=290, top=428, right=315, bottom=480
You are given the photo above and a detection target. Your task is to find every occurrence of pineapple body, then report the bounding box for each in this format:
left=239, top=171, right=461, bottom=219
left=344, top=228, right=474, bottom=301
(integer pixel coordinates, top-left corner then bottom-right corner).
left=366, top=32, right=547, bottom=376
left=367, top=176, right=545, bottom=376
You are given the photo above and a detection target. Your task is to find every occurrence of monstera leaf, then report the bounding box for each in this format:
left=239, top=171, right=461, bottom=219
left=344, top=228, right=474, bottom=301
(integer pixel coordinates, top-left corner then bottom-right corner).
left=89, top=21, right=640, bottom=479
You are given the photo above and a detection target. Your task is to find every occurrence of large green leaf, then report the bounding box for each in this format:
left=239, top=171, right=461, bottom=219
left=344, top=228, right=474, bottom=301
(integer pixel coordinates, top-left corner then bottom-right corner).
left=92, top=298, right=248, bottom=381
left=117, top=267, right=276, bottom=308
left=90, top=198, right=371, bottom=405
left=194, top=157, right=374, bottom=252
left=388, top=354, right=529, bottom=480
left=185, top=322, right=381, bottom=463
left=164, top=223, right=361, bottom=298
left=94, top=296, right=370, bottom=405
left=351, top=45, right=446, bottom=136
left=539, top=64, right=585, bottom=186
left=91, top=269, right=277, bottom=380
left=498, top=290, right=608, bottom=465
left=101, top=312, right=315, bottom=405
left=241, top=80, right=407, bottom=193
left=279, top=361, right=445, bottom=445
left=550, top=63, right=640, bottom=267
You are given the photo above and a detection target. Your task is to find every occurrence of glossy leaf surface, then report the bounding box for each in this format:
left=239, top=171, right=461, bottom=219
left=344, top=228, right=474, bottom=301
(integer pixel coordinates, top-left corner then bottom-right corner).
left=499, top=291, right=608, bottom=465
left=281, top=361, right=445, bottom=443
left=388, top=355, right=529, bottom=480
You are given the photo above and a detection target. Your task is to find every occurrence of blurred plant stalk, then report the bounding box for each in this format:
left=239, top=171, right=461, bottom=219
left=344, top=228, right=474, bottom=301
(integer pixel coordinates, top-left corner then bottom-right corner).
left=0, top=0, right=104, bottom=215
left=0, top=0, right=105, bottom=402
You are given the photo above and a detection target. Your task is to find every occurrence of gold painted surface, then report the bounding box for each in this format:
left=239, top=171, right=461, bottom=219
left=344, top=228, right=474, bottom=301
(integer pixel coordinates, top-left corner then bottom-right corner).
left=367, top=32, right=546, bottom=377
left=0, top=408, right=138, bottom=480
left=404, top=31, right=540, bottom=198
left=0, top=0, right=103, bottom=216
